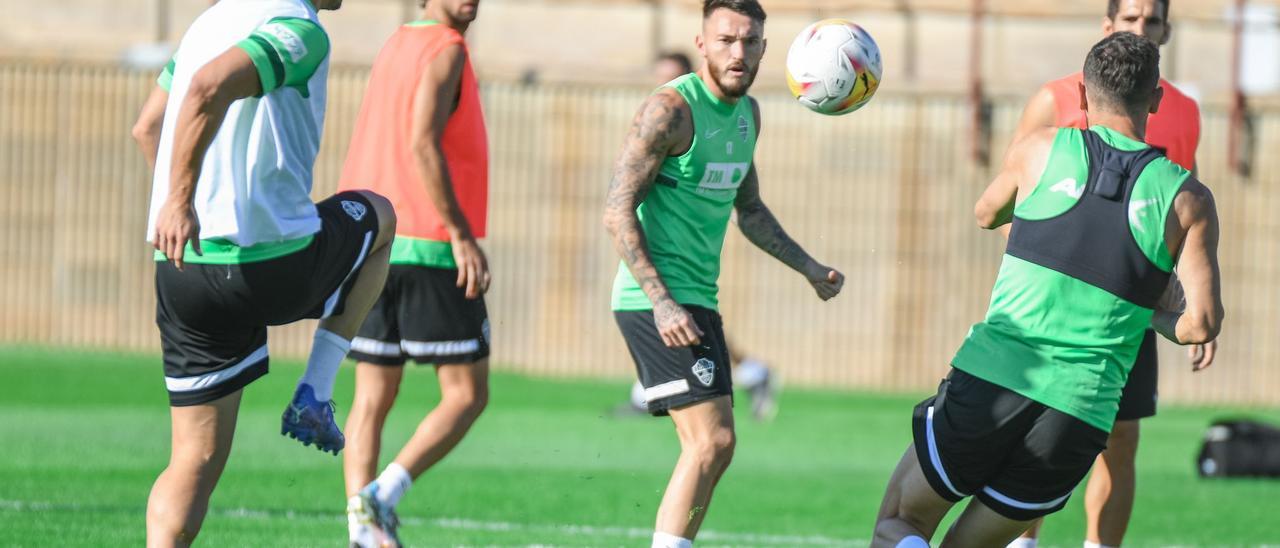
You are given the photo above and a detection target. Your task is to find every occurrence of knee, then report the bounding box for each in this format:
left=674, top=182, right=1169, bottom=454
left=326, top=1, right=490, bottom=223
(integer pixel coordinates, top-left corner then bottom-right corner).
left=443, top=382, right=488, bottom=421
left=165, top=446, right=229, bottom=495
left=353, top=385, right=399, bottom=418
left=172, top=442, right=226, bottom=472
left=356, top=191, right=397, bottom=240
left=686, top=427, right=736, bottom=470
left=1103, top=421, right=1141, bottom=466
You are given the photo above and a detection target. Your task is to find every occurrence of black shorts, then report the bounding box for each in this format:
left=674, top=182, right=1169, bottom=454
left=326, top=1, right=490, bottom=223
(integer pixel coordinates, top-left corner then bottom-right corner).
left=614, top=305, right=732, bottom=416
left=155, top=192, right=382, bottom=406
left=912, top=369, right=1109, bottom=521
left=348, top=264, right=490, bottom=366
left=1116, top=328, right=1159, bottom=421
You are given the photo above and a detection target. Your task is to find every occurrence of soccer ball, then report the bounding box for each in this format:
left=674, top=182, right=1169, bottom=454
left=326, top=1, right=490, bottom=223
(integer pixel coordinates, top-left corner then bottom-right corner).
left=785, top=19, right=883, bottom=116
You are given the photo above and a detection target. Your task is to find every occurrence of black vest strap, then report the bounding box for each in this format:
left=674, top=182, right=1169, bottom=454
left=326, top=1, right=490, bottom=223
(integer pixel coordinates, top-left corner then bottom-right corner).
left=1006, top=129, right=1172, bottom=308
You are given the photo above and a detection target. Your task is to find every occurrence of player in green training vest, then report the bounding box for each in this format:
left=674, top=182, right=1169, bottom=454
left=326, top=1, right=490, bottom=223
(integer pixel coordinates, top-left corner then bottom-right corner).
left=603, top=2, right=844, bottom=546
left=871, top=33, right=1223, bottom=547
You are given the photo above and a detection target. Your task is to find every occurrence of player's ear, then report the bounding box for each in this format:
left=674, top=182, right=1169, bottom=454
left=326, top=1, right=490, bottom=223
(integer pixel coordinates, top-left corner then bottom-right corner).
left=1078, top=82, right=1089, bottom=111
left=1101, top=15, right=1115, bottom=36
left=1149, top=86, right=1164, bottom=115
left=695, top=33, right=705, bottom=58
left=1160, top=22, right=1173, bottom=46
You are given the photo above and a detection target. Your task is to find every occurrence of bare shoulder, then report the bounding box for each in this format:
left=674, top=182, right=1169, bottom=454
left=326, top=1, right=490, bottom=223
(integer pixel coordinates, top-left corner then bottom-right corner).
left=639, top=88, right=691, bottom=131
left=1020, top=84, right=1060, bottom=121
left=1173, top=177, right=1217, bottom=221
left=421, top=43, right=466, bottom=85
left=1009, top=125, right=1058, bottom=163
left=626, top=87, right=692, bottom=154
left=427, top=42, right=466, bottom=71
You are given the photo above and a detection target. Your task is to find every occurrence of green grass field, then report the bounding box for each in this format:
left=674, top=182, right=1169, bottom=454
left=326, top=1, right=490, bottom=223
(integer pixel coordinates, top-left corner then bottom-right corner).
left=1, top=346, right=1278, bottom=547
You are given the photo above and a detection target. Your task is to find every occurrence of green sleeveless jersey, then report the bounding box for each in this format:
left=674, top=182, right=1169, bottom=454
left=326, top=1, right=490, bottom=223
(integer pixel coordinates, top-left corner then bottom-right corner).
left=611, top=73, right=757, bottom=311
left=952, top=126, right=1191, bottom=432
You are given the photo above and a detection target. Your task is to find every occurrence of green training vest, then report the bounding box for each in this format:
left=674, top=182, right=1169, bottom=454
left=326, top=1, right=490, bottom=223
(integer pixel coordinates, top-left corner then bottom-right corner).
left=611, top=73, right=757, bottom=311
left=952, top=126, right=1190, bottom=432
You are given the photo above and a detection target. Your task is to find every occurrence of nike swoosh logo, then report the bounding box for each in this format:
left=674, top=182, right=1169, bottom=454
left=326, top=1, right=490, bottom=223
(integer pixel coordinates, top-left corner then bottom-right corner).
left=704, top=128, right=722, bottom=139
left=1129, top=198, right=1157, bottom=232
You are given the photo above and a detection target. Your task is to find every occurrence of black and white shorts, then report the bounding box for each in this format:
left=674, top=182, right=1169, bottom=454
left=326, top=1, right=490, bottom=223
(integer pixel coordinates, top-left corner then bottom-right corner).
left=912, top=369, right=1109, bottom=521
left=614, top=305, right=733, bottom=416
left=155, top=192, right=382, bottom=406
left=1116, top=328, right=1159, bottom=421
left=348, top=265, right=490, bottom=366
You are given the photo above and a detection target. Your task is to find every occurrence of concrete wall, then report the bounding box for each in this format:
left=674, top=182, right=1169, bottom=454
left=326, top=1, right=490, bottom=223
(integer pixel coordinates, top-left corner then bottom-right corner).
left=2, top=0, right=1273, bottom=103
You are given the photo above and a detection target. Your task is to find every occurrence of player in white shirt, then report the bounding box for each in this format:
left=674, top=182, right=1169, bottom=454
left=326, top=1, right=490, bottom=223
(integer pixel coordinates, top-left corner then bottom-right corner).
left=130, top=0, right=396, bottom=544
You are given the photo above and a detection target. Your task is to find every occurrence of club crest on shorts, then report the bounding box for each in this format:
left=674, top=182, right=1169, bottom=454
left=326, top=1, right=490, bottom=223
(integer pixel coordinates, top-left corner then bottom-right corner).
left=692, top=358, right=716, bottom=387
left=341, top=200, right=367, bottom=221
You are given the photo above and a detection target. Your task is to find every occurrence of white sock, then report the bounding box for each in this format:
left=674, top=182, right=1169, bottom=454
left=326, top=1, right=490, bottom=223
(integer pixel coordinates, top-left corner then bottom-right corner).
left=346, top=495, right=365, bottom=538
left=374, top=462, right=413, bottom=510
left=1084, top=542, right=1117, bottom=548
left=896, top=536, right=930, bottom=548
left=300, top=329, right=350, bottom=401
left=652, top=532, right=693, bottom=548
left=733, top=358, right=769, bottom=389
left=1007, top=538, right=1038, bottom=548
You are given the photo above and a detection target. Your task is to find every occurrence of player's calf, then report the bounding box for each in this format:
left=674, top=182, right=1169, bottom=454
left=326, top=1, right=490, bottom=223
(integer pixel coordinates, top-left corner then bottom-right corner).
left=147, top=392, right=241, bottom=548
left=282, top=191, right=395, bottom=454
left=1086, top=420, right=1141, bottom=546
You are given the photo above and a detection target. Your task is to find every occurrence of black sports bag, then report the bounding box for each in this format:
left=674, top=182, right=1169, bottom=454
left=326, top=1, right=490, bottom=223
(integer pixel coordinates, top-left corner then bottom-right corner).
left=1196, top=419, right=1280, bottom=478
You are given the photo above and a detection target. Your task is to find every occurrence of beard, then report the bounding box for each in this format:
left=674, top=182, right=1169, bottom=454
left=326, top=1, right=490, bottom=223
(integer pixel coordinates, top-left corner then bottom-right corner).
left=708, top=58, right=758, bottom=98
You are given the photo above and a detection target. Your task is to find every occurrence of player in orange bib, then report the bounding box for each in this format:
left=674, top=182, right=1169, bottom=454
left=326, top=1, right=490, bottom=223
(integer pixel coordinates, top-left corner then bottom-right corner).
left=1004, top=2, right=1218, bottom=547
left=336, top=0, right=489, bottom=545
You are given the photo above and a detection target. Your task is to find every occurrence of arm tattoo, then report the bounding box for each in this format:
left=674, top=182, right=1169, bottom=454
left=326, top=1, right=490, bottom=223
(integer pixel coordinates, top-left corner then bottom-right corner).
left=603, top=92, right=687, bottom=309
left=734, top=167, right=815, bottom=274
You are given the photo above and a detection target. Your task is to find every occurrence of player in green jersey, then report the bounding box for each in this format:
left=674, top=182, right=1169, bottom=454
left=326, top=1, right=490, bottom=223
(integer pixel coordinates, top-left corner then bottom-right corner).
left=603, top=2, right=844, bottom=546
left=871, top=32, right=1222, bottom=547
left=613, top=50, right=778, bottom=422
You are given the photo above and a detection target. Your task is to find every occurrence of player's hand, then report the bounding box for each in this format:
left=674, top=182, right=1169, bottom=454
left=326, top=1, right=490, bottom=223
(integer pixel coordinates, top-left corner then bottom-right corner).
left=654, top=297, right=703, bottom=348
left=1190, top=339, right=1218, bottom=372
left=154, top=200, right=201, bottom=271
left=806, top=265, right=844, bottom=301
left=451, top=236, right=490, bottom=300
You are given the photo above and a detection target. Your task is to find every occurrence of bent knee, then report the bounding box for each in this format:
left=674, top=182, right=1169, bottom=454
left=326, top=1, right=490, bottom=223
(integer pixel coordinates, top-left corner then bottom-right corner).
left=354, top=191, right=397, bottom=238
left=353, top=385, right=399, bottom=416
left=167, top=445, right=231, bottom=486
left=686, top=427, right=736, bottom=467
left=443, top=383, right=489, bottom=420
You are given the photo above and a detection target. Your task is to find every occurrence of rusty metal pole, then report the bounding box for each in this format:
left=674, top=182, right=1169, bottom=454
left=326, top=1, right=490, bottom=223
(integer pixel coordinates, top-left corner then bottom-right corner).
left=900, top=0, right=917, bottom=81
left=969, top=0, right=988, bottom=166
left=1228, top=0, right=1248, bottom=176
left=156, top=0, right=171, bottom=42
left=650, top=0, right=663, bottom=66
left=402, top=0, right=416, bottom=23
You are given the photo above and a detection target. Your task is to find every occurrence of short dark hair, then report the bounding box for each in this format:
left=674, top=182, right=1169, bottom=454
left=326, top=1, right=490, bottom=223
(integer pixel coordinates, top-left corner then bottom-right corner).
left=655, top=52, right=693, bottom=74
left=1107, top=0, right=1170, bottom=20
left=702, top=0, right=767, bottom=24
left=1083, top=32, right=1162, bottom=115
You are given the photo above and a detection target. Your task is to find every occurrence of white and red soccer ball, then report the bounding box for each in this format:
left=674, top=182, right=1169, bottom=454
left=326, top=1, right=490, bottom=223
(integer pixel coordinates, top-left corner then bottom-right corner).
left=786, top=19, right=883, bottom=116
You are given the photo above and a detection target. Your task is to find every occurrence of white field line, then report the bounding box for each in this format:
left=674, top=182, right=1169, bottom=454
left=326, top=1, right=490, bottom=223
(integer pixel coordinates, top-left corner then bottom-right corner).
left=0, top=499, right=864, bottom=546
